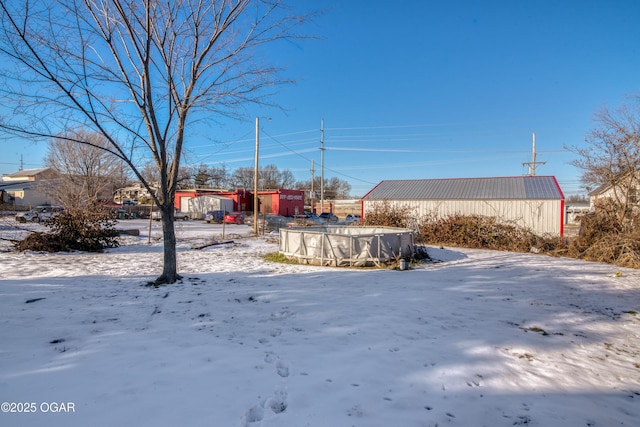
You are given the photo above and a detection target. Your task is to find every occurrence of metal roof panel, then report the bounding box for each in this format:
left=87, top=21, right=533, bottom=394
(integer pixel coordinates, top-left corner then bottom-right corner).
left=363, top=176, right=563, bottom=200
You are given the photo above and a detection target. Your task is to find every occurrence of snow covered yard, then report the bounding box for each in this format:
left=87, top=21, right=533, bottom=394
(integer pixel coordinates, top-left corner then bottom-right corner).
left=0, top=219, right=639, bottom=426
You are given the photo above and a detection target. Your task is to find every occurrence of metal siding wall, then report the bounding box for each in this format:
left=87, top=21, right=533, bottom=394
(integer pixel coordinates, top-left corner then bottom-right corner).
left=364, top=199, right=561, bottom=235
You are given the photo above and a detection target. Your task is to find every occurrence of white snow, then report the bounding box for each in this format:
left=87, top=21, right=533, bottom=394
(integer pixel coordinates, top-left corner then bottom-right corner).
left=1, top=219, right=639, bottom=427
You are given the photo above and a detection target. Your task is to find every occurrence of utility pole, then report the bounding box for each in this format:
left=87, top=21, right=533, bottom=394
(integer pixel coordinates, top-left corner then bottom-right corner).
left=310, top=160, right=315, bottom=214
left=253, top=116, right=271, bottom=234
left=320, top=119, right=325, bottom=213
left=522, top=132, right=546, bottom=176
left=253, top=117, right=260, bottom=235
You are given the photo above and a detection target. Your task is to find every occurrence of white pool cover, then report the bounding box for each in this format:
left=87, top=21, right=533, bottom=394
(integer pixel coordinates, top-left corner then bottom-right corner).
left=279, top=226, right=415, bottom=267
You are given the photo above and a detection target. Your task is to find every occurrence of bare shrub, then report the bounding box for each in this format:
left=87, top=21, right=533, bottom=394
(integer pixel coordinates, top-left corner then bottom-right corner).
left=16, top=209, right=119, bottom=253
left=578, top=236, right=640, bottom=268
left=362, top=200, right=416, bottom=228
left=417, top=214, right=561, bottom=252
left=16, top=232, right=66, bottom=252
left=563, top=200, right=640, bottom=268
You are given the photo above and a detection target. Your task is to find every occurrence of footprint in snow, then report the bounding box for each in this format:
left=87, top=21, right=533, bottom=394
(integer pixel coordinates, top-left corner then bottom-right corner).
left=269, top=328, right=282, bottom=337
left=243, top=405, right=263, bottom=425
left=242, top=389, right=288, bottom=426
left=466, top=374, right=483, bottom=387
left=263, top=351, right=290, bottom=378
left=276, top=360, right=290, bottom=378
left=265, top=388, right=288, bottom=414
left=270, top=310, right=295, bottom=320
left=264, top=351, right=277, bottom=363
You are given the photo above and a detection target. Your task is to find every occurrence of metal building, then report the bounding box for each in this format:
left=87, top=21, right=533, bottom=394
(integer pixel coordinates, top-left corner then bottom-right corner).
left=362, top=176, right=565, bottom=236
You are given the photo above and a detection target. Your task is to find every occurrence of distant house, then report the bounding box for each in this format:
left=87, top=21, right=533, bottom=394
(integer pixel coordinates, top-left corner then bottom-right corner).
left=362, top=176, right=565, bottom=236
left=1, top=167, right=61, bottom=182
left=114, top=183, right=157, bottom=204
left=0, top=168, right=62, bottom=208
left=588, top=171, right=640, bottom=210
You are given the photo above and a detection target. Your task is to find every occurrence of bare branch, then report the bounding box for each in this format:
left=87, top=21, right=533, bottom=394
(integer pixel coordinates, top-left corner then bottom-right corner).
left=0, top=0, right=318, bottom=283
left=566, top=97, right=640, bottom=221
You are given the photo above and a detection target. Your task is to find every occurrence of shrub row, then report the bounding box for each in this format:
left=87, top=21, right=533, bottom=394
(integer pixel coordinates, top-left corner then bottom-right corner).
left=363, top=200, right=640, bottom=269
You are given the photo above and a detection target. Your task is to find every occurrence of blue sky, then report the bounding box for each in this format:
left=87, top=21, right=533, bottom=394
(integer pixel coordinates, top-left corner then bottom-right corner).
left=2, top=1, right=640, bottom=197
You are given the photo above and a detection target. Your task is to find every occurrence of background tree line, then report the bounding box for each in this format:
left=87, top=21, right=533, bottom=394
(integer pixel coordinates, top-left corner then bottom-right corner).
left=186, top=162, right=352, bottom=199
left=46, top=134, right=352, bottom=203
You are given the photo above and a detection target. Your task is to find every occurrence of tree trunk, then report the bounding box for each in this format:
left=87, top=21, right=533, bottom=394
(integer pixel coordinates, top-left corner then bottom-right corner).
left=156, top=206, right=181, bottom=284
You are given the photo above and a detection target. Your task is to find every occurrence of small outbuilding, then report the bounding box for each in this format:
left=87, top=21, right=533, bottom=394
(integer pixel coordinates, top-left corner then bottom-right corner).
left=187, top=195, right=235, bottom=219
left=362, top=176, right=565, bottom=236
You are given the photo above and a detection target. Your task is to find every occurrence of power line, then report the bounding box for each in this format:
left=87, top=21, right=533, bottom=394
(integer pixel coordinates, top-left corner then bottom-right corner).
left=326, top=147, right=566, bottom=154
left=181, top=119, right=581, bottom=195
left=260, top=127, right=376, bottom=185
left=325, top=123, right=453, bottom=131
left=262, top=130, right=316, bottom=163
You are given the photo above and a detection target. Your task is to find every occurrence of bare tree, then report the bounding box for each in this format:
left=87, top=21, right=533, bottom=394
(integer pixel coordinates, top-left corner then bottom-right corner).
left=326, top=176, right=352, bottom=199
left=230, top=166, right=254, bottom=190
left=260, top=164, right=280, bottom=189
left=0, top=0, right=315, bottom=283
left=296, top=176, right=352, bottom=200
left=209, top=165, right=229, bottom=189
left=45, top=129, right=122, bottom=208
left=229, top=164, right=294, bottom=190
left=175, top=165, right=193, bottom=191
left=279, top=168, right=296, bottom=189
left=567, top=99, right=640, bottom=219
left=139, top=161, right=161, bottom=190
left=260, top=164, right=295, bottom=189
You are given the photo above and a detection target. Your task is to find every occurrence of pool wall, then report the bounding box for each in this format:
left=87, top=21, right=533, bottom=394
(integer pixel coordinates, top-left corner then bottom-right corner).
left=279, top=226, right=415, bottom=267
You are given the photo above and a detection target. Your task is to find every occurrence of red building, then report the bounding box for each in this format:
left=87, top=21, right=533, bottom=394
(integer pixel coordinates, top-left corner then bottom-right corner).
left=261, top=189, right=304, bottom=217
left=174, top=188, right=304, bottom=217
